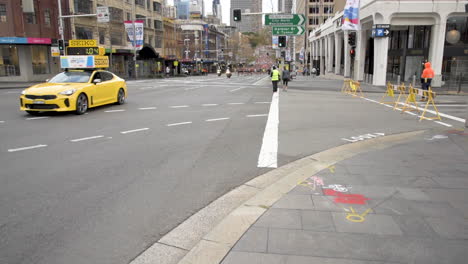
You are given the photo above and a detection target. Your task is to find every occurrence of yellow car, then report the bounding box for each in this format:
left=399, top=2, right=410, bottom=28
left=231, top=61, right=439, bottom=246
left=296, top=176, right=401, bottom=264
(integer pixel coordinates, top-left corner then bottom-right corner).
left=20, top=69, right=127, bottom=115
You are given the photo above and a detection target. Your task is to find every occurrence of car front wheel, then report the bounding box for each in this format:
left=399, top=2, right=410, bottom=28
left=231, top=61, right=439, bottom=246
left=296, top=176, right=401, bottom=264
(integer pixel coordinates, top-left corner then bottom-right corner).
left=75, top=93, right=88, bottom=115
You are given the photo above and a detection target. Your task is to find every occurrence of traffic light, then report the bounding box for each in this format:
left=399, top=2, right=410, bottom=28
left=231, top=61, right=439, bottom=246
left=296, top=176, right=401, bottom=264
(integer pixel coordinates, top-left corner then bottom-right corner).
left=58, top=39, right=65, bottom=51
left=348, top=32, right=356, bottom=47
left=278, top=36, right=286, bottom=48
left=233, top=9, right=241, bottom=22
left=350, top=48, right=355, bottom=58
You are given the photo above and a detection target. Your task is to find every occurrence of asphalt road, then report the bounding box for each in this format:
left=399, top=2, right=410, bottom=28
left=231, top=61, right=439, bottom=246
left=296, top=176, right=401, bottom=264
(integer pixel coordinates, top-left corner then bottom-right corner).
left=0, top=74, right=466, bottom=264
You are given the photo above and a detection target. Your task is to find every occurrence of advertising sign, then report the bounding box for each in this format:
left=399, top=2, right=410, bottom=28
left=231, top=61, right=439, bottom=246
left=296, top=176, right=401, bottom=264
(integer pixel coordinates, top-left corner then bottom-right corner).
left=60, top=56, right=109, bottom=68
left=342, top=0, right=360, bottom=31
left=272, top=36, right=279, bottom=49
left=97, top=6, right=110, bottom=23
left=69, top=39, right=98, bottom=47
left=124, top=20, right=144, bottom=50
left=51, top=47, right=60, bottom=57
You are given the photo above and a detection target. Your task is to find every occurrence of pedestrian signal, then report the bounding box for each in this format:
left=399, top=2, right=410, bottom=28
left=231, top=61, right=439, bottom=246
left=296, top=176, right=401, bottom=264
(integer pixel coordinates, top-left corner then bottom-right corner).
left=278, top=36, right=286, bottom=48
left=233, top=9, right=241, bottom=22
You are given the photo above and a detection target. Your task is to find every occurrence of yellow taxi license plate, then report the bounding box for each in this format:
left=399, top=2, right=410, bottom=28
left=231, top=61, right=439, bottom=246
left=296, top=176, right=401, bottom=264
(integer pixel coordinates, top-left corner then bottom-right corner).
left=33, top=101, right=45, bottom=104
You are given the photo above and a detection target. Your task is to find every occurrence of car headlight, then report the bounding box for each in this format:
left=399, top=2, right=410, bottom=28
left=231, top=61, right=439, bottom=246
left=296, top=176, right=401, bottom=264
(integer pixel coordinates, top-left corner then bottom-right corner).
left=21, top=90, right=26, bottom=95
left=59, top=89, right=77, bottom=96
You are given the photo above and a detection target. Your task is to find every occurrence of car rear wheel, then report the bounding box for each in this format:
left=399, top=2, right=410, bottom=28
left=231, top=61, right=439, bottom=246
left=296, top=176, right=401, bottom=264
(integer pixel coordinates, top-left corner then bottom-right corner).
left=26, top=110, right=41, bottom=116
left=116, top=88, right=125, bottom=105
left=75, top=93, right=88, bottom=115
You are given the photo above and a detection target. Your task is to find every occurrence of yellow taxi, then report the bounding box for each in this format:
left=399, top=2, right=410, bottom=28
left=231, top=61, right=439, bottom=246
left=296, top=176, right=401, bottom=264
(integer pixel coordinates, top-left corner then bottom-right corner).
left=20, top=69, right=127, bottom=115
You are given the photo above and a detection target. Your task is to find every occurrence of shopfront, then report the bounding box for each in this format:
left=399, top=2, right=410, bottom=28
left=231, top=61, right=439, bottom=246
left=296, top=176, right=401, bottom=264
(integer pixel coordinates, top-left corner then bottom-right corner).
left=442, top=16, right=468, bottom=91
left=0, top=37, right=59, bottom=82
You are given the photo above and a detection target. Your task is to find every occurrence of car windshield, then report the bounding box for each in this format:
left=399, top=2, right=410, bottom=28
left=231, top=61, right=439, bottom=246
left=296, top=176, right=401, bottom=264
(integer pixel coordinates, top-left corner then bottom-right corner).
left=48, top=71, right=92, bottom=83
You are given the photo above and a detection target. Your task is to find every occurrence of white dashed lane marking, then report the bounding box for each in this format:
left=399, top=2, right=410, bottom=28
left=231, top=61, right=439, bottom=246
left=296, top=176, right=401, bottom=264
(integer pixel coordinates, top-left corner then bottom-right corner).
left=255, top=102, right=271, bottom=104
left=247, top=114, right=268, bottom=117
left=120, top=128, right=149, bottom=134
left=70, top=135, right=105, bottom=142
left=202, top=104, right=218, bottom=106
left=167, top=121, right=192, bottom=127
left=0, top=121, right=4, bottom=123
left=138, top=107, right=157, bottom=110
left=228, top=102, right=245, bottom=105
left=229, top=87, right=246, bottom=92
left=8, top=144, right=47, bottom=152
left=170, top=105, right=189, bottom=108
left=105, top=109, right=125, bottom=113
left=26, top=117, right=49, bottom=120
left=206, top=117, right=230, bottom=122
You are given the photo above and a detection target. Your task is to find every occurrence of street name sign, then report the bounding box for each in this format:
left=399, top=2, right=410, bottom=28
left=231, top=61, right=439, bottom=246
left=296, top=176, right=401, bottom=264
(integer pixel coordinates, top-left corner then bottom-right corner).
left=272, top=26, right=305, bottom=36
left=372, top=24, right=390, bottom=38
left=265, top=14, right=305, bottom=26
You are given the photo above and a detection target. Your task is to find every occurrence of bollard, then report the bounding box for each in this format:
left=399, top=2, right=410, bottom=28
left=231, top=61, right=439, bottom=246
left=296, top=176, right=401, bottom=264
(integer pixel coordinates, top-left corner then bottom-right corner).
left=412, top=75, right=416, bottom=88
left=397, top=75, right=401, bottom=85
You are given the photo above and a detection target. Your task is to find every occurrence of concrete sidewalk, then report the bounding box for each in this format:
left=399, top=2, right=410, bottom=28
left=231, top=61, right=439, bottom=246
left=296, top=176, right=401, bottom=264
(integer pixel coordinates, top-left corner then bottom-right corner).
left=222, top=128, right=468, bottom=264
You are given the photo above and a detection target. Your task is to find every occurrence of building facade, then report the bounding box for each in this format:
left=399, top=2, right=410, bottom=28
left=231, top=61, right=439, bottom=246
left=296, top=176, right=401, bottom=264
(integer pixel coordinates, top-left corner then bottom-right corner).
left=0, top=0, right=67, bottom=82
left=309, top=0, right=468, bottom=89
left=230, top=0, right=262, bottom=33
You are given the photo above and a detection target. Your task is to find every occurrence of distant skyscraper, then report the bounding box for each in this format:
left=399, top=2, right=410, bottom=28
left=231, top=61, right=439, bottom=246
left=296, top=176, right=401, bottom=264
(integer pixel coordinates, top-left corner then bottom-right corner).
left=278, top=0, right=293, bottom=14
left=175, top=0, right=190, bottom=20
left=213, top=0, right=222, bottom=21
left=230, top=0, right=262, bottom=32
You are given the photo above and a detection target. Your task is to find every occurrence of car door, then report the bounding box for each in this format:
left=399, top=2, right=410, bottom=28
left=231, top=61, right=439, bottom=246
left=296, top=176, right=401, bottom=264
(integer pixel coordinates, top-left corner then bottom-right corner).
left=100, top=72, right=117, bottom=103
left=91, top=71, right=109, bottom=106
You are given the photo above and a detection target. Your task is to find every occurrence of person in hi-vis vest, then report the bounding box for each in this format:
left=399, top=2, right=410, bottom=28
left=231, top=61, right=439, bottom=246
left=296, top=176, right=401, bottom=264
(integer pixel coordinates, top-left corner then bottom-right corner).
left=270, top=66, right=280, bottom=93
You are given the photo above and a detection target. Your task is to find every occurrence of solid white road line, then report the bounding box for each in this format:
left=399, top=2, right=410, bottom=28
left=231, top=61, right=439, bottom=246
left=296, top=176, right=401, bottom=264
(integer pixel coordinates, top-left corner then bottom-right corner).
left=202, top=104, right=218, bottom=106
left=228, top=102, right=245, bottom=105
left=105, top=109, right=125, bottom=113
left=435, top=121, right=453, bottom=127
left=26, top=116, right=49, bottom=120
left=8, top=144, right=47, bottom=152
left=405, top=112, right=417, bottom=116
left=167, top=121, right=192, bottom=127
left=255, top=102, right=271, bottom=104
left=170, top=105, right=189, bottom=108
left=206, top=117, right=230, bottom=122
left=257, top=92, right=279, bottom=168
left=229, top=87, right=245, bottom=92
left=70, top=135, right=104, bottom=142
left=397, top=102, right=466, bottom=123
left=138, top=107, right=157, bottom=110
left=247, top=114, right=268, bottom=117
left=120, top=128, right=149, bottom=134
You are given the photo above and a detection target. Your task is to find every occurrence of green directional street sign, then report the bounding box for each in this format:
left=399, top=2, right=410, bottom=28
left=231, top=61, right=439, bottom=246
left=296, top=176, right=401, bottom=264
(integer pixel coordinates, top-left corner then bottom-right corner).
left=272, top=26, right=305, bottom=36
left=265, top=14, right=305, bottom=26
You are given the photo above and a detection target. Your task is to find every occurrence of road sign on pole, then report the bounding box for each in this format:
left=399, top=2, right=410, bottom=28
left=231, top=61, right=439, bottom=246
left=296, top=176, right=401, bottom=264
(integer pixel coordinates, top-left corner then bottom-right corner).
left=97, top=6, right=110, bottom=23
left=265, top=14, right=305, bottom=26
left=372, top=24, right=390, bottom=38
left=272, top=26, right=305, bottom=36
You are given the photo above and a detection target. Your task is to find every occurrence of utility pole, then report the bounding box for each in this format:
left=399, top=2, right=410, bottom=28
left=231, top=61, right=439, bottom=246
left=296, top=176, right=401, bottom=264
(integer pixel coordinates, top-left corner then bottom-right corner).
left=57, top=0, right=65, bottom=54
left=132, top=0, right=138, bottom=79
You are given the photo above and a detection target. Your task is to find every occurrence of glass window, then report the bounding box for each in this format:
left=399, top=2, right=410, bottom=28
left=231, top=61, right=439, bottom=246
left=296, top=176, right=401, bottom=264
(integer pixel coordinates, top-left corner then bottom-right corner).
left=155, top=35, right=162, bottom=48
left=126, top=12, right=131, bottom=21
left=101, top=72, right=114, bottom=81
left=44, top=9, right=51, bottom=26
left=154, top=20, right=163, bottom=30
left=309, top=7, right=319, bottom=14
left=74, top=0, right=92, bottom=14
left=153, top=2, right=162, bottom=13
left=49, top=71, right=92, bottom=83
left=445, top=16, right=468, bottom=46
left=0, top=46, right=20, bottom=76
left=136, top=0, right=145, bottom=7
left=324, top=7, right=334, bottom=14
left=111, top=32, right=122, bottom=45
left=31, top=46, right=50, bottom=74
left=75, top=26, right=94, bottom=39
left=147, top=0, right=151, bottom=10
left=24, top=12, right=36, bottom=24
left=0, top=4, right=7, bottom=22
left=109, top=7, right=123, bottom=22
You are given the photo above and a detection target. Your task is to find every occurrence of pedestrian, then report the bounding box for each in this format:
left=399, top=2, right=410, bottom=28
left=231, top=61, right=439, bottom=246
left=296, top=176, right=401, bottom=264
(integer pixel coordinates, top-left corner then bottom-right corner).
left=166, top=66, right=170, bottom=77
left=271, top=66, right=280, bottom=93
left=420, top=62, right=434, bottom=101
left=282, top=66, right=290, bottom=92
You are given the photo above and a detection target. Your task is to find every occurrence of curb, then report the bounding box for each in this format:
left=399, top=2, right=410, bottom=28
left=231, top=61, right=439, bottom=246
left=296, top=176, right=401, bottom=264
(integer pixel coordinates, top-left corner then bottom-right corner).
left=129, top=130, right=425, bottom=264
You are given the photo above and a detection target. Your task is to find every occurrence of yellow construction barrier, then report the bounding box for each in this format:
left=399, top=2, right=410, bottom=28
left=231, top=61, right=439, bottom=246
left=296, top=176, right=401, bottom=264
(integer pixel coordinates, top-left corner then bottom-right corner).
left=350, top=80, right=363, bottom=98
left=418, top=88, right=441, bottom=121
left=393, top=83, right=407, bottom=110
left=400, top=84, right=420, bottom=115
left=342, top=79, right=352, bottom=93
left=380, top=82, right=396, bottom=105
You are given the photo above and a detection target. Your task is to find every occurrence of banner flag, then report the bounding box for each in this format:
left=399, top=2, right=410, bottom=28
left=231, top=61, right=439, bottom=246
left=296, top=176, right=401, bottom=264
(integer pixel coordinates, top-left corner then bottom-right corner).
left=342, top=0, right=360, bottom=31
left=124, top=20, right=144, bottom=50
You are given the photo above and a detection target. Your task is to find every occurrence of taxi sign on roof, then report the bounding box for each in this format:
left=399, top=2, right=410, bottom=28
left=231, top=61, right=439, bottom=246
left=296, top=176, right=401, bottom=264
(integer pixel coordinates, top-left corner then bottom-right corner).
left=69, top=39, right=98, bottom=47
left=60, top=55, right=109, bottom=68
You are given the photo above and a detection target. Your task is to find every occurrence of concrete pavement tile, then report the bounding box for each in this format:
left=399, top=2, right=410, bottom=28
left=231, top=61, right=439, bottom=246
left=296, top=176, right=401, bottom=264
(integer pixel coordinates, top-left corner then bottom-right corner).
left=391, top=215, right=438, bottom=237
left=448, top=201, right=468, bottom=218
left=268, top=228, right=468, bottom=263
left=272, top=194, right=314, bottom=210
left=311, top=196, right=347, bottom=212
left=221, top=252, right=286, bottom=264
left=254, top=209, right=302, bottom=229
left=425, top=217, right=468, bottom=239
left=423, top=188, right=468, bottom=202
left=232, top=227, right=268, bottom=253
left=374, top=199, right=463, bottom=217
left=395, top=188, right=431, bottom=201
left=301, top=210, right=335, bottom=232
left=332, top=212, right=403, bottom=236
left=285, top=255, right=397, bottom=264
left=348, top=185, right=397, bottom=199
left=288, top=185, right=324, bottom=195
left=431, top=177, right=468, bottom=189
